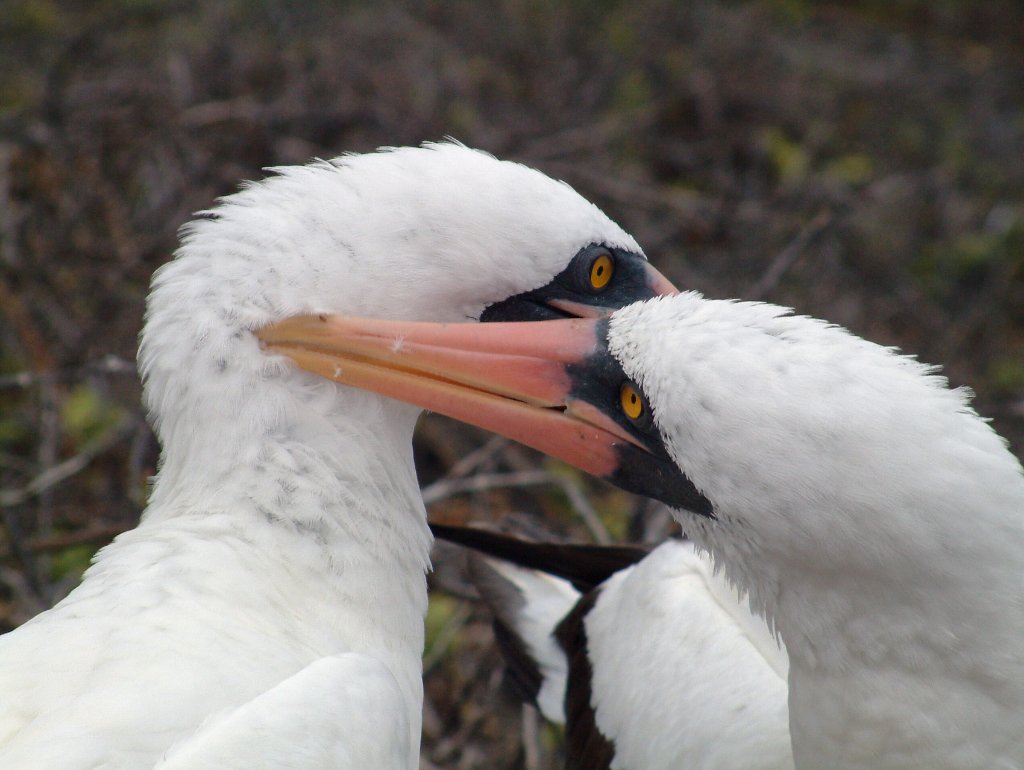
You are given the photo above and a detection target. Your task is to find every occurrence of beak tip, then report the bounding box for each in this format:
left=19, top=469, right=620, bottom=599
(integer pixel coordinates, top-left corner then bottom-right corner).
left=645, top=263, right=679, bottom=298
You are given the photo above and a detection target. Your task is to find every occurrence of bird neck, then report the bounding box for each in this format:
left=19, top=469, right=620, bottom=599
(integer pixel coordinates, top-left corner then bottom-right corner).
left=132, top=352, right=433, bottom=650
left=612, top=295, right=1024, bottom=765
left=684, top=407, right=1024, bottom=768
left=138, top=248, right=430, bottom=553
left=136, top=236, right=435, bottom=633
left=145, top=366, right=431, bottom=559
left=75, top=387, right=430, bottom=766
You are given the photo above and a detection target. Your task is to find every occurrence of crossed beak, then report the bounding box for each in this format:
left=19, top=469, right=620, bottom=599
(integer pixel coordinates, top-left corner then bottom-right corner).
left=256, top=314, right=638, bottom=478
left=253, top=262, right=710, bottom=513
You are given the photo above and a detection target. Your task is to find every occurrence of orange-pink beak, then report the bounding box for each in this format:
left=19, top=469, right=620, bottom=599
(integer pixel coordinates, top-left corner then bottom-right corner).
left=252, top=261, right=714, bottom=514
left=256, top=314, right=635, bottom=478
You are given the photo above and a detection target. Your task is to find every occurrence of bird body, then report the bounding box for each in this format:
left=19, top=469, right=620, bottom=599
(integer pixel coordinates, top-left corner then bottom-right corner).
left=444, top=528, right=794, bottom=770
left=154, top=654, right=410, bottom=769
left=582, top=540, right=791, bottom=770
left=0, top=143, right=663, bottom=768
left=0, top=428, right=428, bottom=767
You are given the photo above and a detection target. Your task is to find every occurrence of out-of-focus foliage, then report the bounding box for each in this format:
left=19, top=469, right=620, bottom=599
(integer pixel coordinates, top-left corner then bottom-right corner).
left=1, top=1, right=1022, bottom=766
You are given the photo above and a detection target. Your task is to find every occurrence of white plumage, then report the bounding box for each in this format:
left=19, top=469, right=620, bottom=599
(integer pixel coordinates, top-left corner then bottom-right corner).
left=316, top=288, right=1024, bottom=768
left=580, top=541, right=790, bottom=770
left=459, top=534, right=794, bottom=769
left=605, top=293, right=1024, bottom=768
left=0, top=142, right=650, bottom=768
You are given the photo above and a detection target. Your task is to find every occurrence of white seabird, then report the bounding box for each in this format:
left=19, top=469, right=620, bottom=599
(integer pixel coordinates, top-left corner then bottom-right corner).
left=0, top=142, right=675, bottom=769
left=277, top=291, right=1024, bottom=769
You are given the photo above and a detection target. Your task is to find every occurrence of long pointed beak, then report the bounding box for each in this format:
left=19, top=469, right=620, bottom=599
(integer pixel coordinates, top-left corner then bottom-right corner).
left=256, top=315, right=635, bottom=478
left=253, top=264, right=715, bottom=513
left=257, top=307, right=713, bottom=515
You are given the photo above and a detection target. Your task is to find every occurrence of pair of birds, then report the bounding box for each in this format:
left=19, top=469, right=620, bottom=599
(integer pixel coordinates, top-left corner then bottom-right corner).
left=1, top=142, right=1021, bottom=769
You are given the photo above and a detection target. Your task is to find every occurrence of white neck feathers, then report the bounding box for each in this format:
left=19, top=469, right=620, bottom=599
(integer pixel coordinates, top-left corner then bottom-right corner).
left=609, top=293, right=1024, bottom=767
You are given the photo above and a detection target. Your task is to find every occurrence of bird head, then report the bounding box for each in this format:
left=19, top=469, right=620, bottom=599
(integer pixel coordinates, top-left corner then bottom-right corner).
left=280, top=288, right=1024, bottom=628
left=139, top=143, right=674, bottom=478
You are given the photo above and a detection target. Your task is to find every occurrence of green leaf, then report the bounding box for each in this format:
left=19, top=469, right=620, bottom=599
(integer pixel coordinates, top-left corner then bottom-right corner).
left=425, top=593, right=460, bottom=651
left=823, top=153, right=874, bottom=186
left=61, top=386, right=125, bottom=445
left=760, top=126, right=809, bottom=185
left=50, top=544, right=96, bottom=582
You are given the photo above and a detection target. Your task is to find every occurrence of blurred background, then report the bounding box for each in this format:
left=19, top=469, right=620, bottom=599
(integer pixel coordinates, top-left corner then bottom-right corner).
left=1, top=1, right=1022, bottom=766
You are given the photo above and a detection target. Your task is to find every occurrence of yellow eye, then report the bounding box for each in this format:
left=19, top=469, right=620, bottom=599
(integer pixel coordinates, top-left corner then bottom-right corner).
left=589, top=253, right=614, bottom=290
left=620, top=383, right=644, bottom=421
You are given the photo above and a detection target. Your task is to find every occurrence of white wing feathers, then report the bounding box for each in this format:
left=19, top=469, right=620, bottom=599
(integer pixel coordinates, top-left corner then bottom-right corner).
left=155, top=654, right=410, bottom=770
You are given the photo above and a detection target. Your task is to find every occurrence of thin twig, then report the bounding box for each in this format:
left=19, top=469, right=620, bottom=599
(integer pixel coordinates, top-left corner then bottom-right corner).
left=0, top=273, right=54, bottom=372
left=745, top=209, right=834, bottom=300
left=0, top=355, right=137, bottom=390
left=178, top=98, right=266, bottom=127
left=0, top=508, right=44, bottom=602
left=517, top=106, right=659, bottom=161
left=0, top=142, right=19, bottom=268
left=551, top=162, right=706, bottom=218
left=33, top=375, right=60, bottom=595
left=422, top=602, right=473, bottom=674
left=421, top=469, right=551, bottom=507
left=0, top=566, right=48, bottom=624
left=443, top=435, right=511, bottom=479
left=555, top=476, right=611, bottom=545
left=0, top=417, right=136, bottom=508
left=29, top=524, right=128, bottom=553
left=521, top=704, right=542, bottom=770
left=0, top=371, right=35, bottom=389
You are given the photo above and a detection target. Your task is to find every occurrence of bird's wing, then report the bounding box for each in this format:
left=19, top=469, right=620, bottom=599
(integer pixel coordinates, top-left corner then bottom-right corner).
left=467, top=538, right=795, bottom=770
left=467, top=552, right=581, bottom=722
left=0, top=609, right=190, bottom=769
left=154, top=654, right=411, bottom=770
left=582, top=540, right=793, bottom=770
